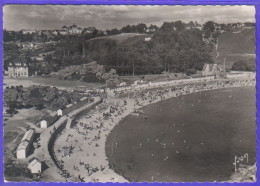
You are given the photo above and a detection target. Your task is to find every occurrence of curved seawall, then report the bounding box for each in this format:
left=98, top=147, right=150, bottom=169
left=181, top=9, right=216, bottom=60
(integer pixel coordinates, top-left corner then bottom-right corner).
left=70, top=99, right=102, bottom=128
left=47, top=119, right=70, bottom=177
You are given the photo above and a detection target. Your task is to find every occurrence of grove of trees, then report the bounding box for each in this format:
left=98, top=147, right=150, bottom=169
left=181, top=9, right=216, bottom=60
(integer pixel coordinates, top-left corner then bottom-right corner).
left=232, top=58, right=256, bottom=71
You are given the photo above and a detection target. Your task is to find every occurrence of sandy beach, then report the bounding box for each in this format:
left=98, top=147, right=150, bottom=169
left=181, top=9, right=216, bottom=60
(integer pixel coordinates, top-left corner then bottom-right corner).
left=51, top=78, right=255, bottom=182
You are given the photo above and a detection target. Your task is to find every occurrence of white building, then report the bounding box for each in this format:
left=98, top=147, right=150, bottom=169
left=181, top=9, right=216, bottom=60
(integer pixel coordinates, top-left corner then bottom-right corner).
left=145, top=37, right=151, bottom=42
left=226, top=73, right=248, bottom=79
left=202, top=63, right=219, bottom=76
left=8, top=57, right=31, bottom=78
left=17, top=141, right=30, bottom=159
left=57, top=109, right=63, bottom=116
left=40, top=113, right=58, bottom=128
left=80, top=97, right=87, bottom=102
left=16, top=129, right=35, bottom=159
left=40, top=120, right=48, bottom=128
left=28, top=158, right=42, bottom=174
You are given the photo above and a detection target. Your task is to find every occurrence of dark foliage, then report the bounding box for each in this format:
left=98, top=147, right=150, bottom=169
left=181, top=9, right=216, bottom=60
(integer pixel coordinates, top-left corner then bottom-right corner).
left=232, top=58, right=256, bottom=71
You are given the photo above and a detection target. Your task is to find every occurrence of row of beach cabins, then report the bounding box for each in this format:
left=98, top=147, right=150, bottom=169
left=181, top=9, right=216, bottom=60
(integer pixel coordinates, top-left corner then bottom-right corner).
left=94, top=76, right=216, bottom=95
left=16, top=128, right=42, bottom=174
left=81, top=72, right=255, bottom=97
left=15, top=97, right=91, bottom=175
left=106, top=73, right=255, bottom=94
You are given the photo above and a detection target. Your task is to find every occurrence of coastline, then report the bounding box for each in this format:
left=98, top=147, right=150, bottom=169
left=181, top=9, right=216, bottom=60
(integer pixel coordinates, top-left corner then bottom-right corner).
left=52, top=78, right=255, bottom=182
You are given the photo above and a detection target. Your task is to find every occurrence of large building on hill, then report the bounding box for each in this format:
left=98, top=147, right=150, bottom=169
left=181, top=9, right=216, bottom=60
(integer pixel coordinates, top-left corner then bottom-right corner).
left=8, top=57, right=33, bottom=78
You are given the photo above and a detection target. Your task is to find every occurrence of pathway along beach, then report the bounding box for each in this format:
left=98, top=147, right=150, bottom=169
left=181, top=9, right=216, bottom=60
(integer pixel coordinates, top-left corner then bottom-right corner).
left=106, top=86, right=256, bottom=182
left=52, top=79, right=255, bottom=182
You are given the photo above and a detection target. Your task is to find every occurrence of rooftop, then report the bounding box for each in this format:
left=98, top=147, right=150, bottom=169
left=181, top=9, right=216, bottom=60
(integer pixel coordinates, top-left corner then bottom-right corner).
left=21, top=129, right=35, bottom=143
left=28, top=158, right=41, bottom=169
left=9, top=57, right=28, bottom=67
left=17, top=141, right=29, bottom=151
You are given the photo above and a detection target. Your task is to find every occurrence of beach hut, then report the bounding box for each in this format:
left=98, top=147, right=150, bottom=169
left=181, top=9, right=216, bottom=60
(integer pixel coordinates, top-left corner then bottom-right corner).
left=80, top=97, right=88, bottom=102
left=21, top=129, right=35, bottom=145
left=28, top=158, right=42, bottom=174
left=17, top=141, right=30, bottom=159
left=57, top=109, right=63, bottom=116
left=40, top=114, right=58, bottom=128
left=40, top=120, right=48, bottom=128
left=17, top=128, right=35, bottom=159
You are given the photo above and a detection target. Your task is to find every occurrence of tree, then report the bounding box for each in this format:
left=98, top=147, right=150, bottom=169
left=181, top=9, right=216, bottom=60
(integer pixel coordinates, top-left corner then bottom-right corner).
left=232, top=58, right=256, bottom=71
left=203, top=21, right=215, bottom=32
left=202, top=21, right=215, bottom=39
left=174, top=21, right=186, bottom=31
left=136, top=23, right=147, bottom=33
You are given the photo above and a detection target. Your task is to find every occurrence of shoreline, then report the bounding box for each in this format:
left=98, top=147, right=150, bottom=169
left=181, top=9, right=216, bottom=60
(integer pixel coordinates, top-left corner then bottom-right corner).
left=52, top=78, right=255, bottom=182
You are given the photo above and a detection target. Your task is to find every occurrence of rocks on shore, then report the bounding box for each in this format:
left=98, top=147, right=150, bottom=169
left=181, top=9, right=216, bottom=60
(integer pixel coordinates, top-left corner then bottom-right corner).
left=230, top=164, right=256, bottom=182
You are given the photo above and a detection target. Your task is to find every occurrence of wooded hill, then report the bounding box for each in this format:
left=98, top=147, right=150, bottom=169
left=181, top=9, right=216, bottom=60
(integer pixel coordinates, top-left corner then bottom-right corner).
left=44, top=21, right=213, bottom=76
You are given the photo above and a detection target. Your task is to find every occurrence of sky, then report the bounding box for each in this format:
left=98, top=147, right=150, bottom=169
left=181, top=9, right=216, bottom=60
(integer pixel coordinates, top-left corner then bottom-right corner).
left=3, top=5, right=255, bottom=31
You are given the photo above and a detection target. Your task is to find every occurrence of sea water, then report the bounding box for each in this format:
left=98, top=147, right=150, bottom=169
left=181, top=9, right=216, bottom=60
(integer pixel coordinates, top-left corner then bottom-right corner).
left=105, top=87, right=256, bottom=182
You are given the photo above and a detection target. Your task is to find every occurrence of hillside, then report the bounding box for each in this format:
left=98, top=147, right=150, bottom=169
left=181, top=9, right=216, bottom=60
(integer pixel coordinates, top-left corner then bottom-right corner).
left=88, top=33, right=146, bottom=44
left=34, top=22, right=214, bottom=76
left=84, top=24, right=213, bottom=76
left=212, top=28, right=255, bottom=69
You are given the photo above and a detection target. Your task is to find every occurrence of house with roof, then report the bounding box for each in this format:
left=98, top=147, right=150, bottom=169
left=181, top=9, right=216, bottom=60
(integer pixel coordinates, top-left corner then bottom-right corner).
left=202, top=63, right=219, bottom=77
left=28, top=158, right=42, bottom=174
left=68, top=24, right=82, bottom=35
left=21, top=29, right=36, bottom=34
left=8, top=57, right=33, bottom=78
left=56, top=97, right=89, bottom=116
left=57, top=109, right=63, bottom=116
left=17, top=141, right=30, bottom=159
left=16, top=128, right=35, bottom=159
left=40, top=112, right=58, bottom=128
left=21, top=128, right=35, bottom=144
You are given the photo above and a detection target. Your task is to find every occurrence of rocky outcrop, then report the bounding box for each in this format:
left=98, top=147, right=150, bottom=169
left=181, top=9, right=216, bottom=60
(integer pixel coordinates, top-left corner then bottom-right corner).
left=51, top=61, right=120, bottom=85
left=102, top=69, right=120, bottom=85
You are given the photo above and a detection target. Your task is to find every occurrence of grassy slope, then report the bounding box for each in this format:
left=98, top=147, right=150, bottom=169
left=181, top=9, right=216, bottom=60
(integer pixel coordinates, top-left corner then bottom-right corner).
left=87, top=33, right=147, bottom=44
left=213, top=28, right=255, bottom=69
